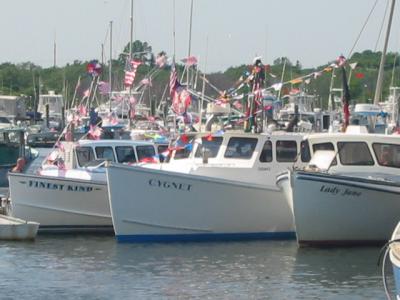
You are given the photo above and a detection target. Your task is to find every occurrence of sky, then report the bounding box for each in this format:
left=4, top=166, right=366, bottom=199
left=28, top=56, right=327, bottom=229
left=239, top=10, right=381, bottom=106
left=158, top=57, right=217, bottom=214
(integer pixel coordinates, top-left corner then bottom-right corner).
left=1, top=0, right=400, bottom=72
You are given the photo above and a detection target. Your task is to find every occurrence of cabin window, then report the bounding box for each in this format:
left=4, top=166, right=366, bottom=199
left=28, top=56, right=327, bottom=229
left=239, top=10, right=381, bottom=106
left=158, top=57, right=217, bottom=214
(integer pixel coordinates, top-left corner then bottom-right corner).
left=136, top=145, right=156, bottom=162
left=173, top=136, right=195, bottom=160
left=195, top=136, right=223, bottom=158
left=338, top=142, right=374, bottom=166
left=95, top=146, right=116, bottom=162
left=157, top=145, right=169, bottom=163
left=224, top=137, right=257, bottom=159
left=76, top=146, right=95, bottom=167
left=116, top=146, right=137, bottom=164
left=259, top=140, right=273, bottom=162
left=300, top=140, right=311, bottom=162
left=312, top=142, right=334, bottom=152
left=373, top=143, right=400, bottom=168
left=313, top=142, right=336, bottom=165
left=276, top=140, right=297, bottom=162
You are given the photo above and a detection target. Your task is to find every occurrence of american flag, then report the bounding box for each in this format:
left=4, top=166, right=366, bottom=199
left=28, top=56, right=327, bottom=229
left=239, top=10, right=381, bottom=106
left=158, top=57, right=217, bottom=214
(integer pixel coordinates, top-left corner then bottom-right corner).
left=169, top=63, right=178, bottom=97
left=124, top=60, right=141, bottom=87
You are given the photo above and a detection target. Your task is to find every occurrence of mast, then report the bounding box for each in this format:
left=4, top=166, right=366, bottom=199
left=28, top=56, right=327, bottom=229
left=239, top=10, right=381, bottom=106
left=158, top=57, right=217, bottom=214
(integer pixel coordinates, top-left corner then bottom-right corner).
left=53, top=31, right=57, bottom=68
left=186, top=0, right=194, bottom=87
left=129, top=0, right=134, bottom=122
left=109, top=20, right=113, bottom=112
left=374, top=0, right=396, bottom=105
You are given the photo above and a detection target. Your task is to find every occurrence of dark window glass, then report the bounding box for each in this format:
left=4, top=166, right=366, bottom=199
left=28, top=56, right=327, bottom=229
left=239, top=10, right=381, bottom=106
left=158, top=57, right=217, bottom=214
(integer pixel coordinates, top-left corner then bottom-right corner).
left=195, top=136, right=223, bottom=158
left=173, top=136, right=195, bottom=160
left=137, top=145, right=156, bottom=161
left=300, top=140, right=311, bottom=162
left=338, top=142, right=374, bottom=166
left=76, top=147, right=95, bottom=167
left=95, top=146, right=115, bottom=162
left=157, top=145, right=169, bottom=163
left=373, top=143, right=400, bottom=168
left=116, top=146, right=136, bottom=163
left=224, top=137, right=258, bottom=159
left=312, top=142, right=334, bottom=152
left=276, top=140, right=297, bottom=162
left=259, top=140, right=273, bottom=162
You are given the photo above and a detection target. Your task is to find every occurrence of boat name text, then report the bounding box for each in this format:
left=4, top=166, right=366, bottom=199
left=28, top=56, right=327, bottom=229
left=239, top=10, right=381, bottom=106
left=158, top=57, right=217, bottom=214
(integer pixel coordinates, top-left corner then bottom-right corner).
left=320, top=185, right=361, bottom=197
left=148, top=179, right=192, bottom=192
left=28, top=180, right=93, bottom=192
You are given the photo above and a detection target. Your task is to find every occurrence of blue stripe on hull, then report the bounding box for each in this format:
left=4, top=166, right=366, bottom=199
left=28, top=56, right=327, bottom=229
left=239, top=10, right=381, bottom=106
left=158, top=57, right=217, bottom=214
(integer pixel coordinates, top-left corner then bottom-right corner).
left=116, top=231, right=296, bottom=243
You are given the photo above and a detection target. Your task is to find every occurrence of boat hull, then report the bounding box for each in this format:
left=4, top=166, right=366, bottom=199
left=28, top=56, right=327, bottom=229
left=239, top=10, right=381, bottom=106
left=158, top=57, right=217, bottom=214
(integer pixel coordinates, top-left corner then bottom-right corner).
left=8, top=172, right=112, bottom=233
left=283, top=171, right=400, bottom=246
left=0, top=215, right=39, bottom=240
left=107, top=164, right=295, bottom=242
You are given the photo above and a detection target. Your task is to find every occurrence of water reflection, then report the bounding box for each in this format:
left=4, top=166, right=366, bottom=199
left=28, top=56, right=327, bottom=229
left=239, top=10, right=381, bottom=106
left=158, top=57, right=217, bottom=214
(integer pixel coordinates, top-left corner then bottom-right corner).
left=0, top=236, right=392, bottom=299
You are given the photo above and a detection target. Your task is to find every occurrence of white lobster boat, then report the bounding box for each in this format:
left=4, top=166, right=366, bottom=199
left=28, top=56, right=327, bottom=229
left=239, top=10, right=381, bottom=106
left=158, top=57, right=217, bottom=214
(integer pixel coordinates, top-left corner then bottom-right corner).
left=277, top=131, right=400, bottom=246
left=106, top=131, right=310, bottom=242
left=8, top=139, right=161, bottom=232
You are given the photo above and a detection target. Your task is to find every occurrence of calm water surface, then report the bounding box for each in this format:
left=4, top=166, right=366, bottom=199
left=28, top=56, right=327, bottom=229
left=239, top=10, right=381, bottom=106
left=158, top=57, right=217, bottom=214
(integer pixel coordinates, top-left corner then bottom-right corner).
left=0, top=236, right=392, bottom=299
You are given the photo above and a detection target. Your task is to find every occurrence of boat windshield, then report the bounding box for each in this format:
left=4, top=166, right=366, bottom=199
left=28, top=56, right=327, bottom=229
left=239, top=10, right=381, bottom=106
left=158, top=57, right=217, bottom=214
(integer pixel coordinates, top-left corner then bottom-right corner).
left=372, top=143, right=400, bottom=168
left=76, top=146, right=96, bottom=167
left=136, top=145, right=156, bottom=162
left=195, top=136, right=223, bottom=158
left=337, top=142, right=374, bottom=166
left=224, top=137, right=257, bottom=159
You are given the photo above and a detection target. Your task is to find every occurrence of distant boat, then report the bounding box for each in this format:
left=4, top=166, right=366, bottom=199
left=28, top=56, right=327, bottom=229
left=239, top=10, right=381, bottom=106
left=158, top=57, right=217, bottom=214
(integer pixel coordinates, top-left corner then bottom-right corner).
left=277, top=131, right=400, bottom=246
left=0, top=128, right=38, bottom=187
left=0, top=214, right=39, bottom=240
left=8, top=139, right=161, bottom=233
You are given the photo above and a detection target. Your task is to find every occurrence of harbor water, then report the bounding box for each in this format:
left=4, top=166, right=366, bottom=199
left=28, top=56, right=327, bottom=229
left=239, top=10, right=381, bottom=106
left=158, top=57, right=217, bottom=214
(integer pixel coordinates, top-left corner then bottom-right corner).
left=0, top=236, right=392, bottom=299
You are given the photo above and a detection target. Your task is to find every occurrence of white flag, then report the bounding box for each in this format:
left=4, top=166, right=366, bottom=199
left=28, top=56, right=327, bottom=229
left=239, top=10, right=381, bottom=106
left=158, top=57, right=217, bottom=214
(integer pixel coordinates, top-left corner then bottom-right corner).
left=349, top=62, right=358, bottom=70
left=271, top=83, right=283, bottom=91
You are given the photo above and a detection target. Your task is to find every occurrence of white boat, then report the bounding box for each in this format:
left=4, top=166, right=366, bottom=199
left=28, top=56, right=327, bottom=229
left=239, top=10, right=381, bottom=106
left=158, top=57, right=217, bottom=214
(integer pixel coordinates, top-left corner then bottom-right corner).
left=277, top=131, right=400, bottom=246
left=106, top=131, right=309, bottom=242
left=0, top=214, right=39, bottom=240
left=8, top=139, right=160, bottom=233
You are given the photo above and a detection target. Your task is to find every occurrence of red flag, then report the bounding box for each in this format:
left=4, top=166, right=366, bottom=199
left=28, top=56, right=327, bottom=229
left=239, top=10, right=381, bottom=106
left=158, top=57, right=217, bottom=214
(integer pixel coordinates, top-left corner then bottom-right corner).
left=181, top=56, right=198, bottom=66
left=355, top=72, right=365, bottom=79
left=124, top=60, right=141, bottom=87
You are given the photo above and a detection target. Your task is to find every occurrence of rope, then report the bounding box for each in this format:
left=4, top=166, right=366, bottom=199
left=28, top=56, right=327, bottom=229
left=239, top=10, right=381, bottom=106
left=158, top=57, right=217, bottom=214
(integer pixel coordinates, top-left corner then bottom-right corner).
left=347, top=0, right=379, bottom=58
left=375, top=0, right=390, bottom=52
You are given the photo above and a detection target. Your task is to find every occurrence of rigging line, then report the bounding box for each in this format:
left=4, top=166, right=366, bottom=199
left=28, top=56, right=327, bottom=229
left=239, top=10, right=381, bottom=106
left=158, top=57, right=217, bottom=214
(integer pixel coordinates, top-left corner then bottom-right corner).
left=347, top=0, right=379, bottom=58
left=375, top=0, right=390, bottom=52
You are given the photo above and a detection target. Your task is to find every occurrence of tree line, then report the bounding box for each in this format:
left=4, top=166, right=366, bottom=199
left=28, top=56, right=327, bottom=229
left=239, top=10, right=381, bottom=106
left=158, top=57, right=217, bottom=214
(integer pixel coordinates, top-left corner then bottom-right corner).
left=0, top=40, right=399, bottom=111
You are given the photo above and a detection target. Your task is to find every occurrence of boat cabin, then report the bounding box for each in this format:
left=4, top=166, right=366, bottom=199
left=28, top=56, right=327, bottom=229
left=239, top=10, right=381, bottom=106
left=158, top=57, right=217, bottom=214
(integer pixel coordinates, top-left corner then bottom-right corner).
left=298, top=132, right=400, bottom=175
left=166, top=131, right=308, bottom=186
left=46, top=139, right=161, bottom=171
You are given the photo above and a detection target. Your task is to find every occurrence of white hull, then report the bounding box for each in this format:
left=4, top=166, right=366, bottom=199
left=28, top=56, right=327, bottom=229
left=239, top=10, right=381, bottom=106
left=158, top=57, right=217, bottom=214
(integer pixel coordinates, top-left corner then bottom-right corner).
left=281, top=171, right=400, bottom=246
left=0, top=214, right=39, bottom=240
left=8, top=173, right=112, bottom=232
left=107, top=163, right=295, bottom=242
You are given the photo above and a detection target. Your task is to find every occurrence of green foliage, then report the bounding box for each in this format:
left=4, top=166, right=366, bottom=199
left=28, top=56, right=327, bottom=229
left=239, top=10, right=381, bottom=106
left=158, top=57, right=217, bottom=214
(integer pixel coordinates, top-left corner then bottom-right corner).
left=0, top=45, right=399, bottom=112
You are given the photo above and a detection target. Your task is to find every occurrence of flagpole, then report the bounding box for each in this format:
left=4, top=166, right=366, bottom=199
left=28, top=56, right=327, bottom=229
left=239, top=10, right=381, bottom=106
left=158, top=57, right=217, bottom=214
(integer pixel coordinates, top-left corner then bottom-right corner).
left=129, top=0, right=134, bottom=124
left=374, top=0, right=396, bottom=105
left=109, top=20, right=113, bottom=112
